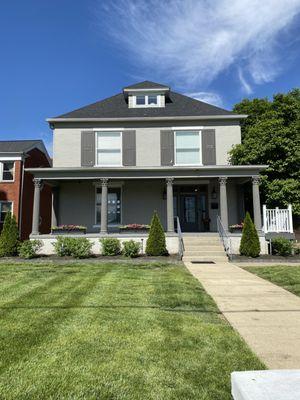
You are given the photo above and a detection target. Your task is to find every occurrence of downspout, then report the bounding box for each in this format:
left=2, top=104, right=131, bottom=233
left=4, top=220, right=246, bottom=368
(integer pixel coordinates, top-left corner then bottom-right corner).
left=18, top=155, right=25, bottom=238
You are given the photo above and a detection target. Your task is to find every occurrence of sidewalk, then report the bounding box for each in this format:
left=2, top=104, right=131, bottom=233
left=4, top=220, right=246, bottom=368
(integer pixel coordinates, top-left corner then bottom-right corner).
left=185, top=261, right=300, bottom=369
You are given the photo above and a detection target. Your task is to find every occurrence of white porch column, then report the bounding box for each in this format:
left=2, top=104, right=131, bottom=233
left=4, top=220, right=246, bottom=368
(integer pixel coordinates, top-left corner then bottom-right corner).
left=219, top=176, right=228, bottom=231
left=166, top=177, right=174, bottom=232
left=31, top=178, right=42, bottom=235
left=252, top=176, right=262, bottom=231
left=51, top=186, right=59, bottom=228
left=100, top=178, right=108, bottom=234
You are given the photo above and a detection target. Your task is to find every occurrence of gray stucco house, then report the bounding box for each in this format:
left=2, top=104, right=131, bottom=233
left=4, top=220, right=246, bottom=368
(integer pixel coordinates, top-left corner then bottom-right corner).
left=28, top=81, right=268, bottom=256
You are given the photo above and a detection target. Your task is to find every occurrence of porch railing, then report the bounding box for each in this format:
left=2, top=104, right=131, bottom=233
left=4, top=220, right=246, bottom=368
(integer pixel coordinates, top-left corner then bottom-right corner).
left=175, top=216, right=185, bottom=260
left=217, top=215, right=232, bottom=260
left=263, top=204, right=293, bottom=233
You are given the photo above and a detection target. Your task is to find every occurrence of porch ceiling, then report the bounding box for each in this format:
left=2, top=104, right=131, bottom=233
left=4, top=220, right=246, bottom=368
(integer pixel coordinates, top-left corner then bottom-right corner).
left=26, top=165, right=267, bottom=181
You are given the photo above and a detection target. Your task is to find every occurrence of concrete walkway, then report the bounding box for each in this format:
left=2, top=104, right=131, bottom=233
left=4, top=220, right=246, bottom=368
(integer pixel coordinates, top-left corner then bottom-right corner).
left=185, top=261, right=300, bottom=369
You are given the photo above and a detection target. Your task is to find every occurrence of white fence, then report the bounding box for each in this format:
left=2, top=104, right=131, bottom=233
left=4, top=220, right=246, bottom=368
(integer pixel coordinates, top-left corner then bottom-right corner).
left=263, top=204, right=293, bottom=233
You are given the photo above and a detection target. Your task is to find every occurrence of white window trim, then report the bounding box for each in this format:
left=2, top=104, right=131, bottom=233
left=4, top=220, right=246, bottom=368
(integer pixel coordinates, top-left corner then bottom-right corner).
left=94, top=185, right=123, bottom=227
left=174, top=130, right=203, bottom=166
left=95, top=131, right=123, bottom=167
left=132, top=94, right=161, bottom=108
left=0, top=161, right=15, bottom=183
left=0, top=201, right=13, bottom=223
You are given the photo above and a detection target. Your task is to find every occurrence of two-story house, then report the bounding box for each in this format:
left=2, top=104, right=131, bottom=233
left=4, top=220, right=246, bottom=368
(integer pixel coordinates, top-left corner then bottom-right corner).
left=28, top=81, right=267, bottom=255
left=0, top=140, right=51, bottom=239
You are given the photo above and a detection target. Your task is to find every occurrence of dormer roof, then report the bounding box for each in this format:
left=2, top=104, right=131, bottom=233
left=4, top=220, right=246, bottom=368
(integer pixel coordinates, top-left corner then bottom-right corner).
left=123, top=81, right=169, bottom=91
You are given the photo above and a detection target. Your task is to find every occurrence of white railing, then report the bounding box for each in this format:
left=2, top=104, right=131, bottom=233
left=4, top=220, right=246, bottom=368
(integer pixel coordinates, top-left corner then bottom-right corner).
left=217, top=216, right=232, bottom=259
left=263, top=204, right=293, bottom=233
left=175, top=216, right=185, bottom=260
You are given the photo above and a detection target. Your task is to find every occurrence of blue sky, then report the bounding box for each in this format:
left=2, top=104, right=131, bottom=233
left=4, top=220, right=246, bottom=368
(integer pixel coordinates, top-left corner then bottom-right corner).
left=1, top=0, right=300, bottom=155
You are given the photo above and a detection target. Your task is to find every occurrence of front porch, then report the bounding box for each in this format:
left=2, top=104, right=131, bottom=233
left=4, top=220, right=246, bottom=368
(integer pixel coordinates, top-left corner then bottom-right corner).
left=27, top=165, right=266, bottom=254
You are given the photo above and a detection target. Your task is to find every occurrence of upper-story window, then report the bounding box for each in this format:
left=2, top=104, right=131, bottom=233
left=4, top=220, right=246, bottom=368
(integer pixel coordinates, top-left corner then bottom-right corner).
left=0, top=161, right=14, bottom=181
left=133, top=94, right=159, bottom=107
left=96, top=132, right=122, bottom=166
left=175, top=131, right=202, bottom=165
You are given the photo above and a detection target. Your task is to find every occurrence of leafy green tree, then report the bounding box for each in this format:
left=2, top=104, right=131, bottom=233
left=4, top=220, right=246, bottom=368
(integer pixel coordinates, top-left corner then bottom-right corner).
left=230, top=89, right=300, bottom=215
left=146, top=211, right=168, bottom=256
left=0, top=213, right=19, bottom=257
left=239, top=212, right=260, bottom=257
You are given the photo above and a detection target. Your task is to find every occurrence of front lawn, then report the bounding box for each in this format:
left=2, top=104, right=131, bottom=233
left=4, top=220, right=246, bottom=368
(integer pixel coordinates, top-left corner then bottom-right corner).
left=244, top=265, right=300, bottom=297
left=0, top=262, right=263, bottom=399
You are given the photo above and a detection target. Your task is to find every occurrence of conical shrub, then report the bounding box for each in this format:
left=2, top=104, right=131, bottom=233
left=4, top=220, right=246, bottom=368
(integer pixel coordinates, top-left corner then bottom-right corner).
left=146, top=211, right=168, bottom=256
left=239, top=212, right=260, bottom=257
left=0, top=212, right=19, bottom=257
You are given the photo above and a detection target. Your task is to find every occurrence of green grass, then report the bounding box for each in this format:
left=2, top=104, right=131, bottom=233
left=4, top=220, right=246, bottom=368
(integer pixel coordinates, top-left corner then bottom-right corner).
left=244, top=265, right=300, bottom=297
left=0, top=262, right=264, bottom=399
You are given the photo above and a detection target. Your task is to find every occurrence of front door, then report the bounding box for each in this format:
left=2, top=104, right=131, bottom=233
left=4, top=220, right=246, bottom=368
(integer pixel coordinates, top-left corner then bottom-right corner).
left=180, top=194, right=198, bottom=232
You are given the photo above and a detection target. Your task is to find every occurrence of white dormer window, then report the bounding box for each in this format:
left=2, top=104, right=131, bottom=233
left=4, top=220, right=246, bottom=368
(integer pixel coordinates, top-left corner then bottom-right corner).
left=134, top=94, right=159, bottom=107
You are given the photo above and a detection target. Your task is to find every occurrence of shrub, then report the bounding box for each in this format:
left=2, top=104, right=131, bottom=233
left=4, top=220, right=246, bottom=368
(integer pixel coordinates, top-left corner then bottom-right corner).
left=53, top=237, right=92, bottom=258
left=239, top=212, right=260, bottom=257
left=271, top=237, right=293, bottom=256
left=19, top=240, right=43, bottom=259
left=123, top=240, right=141, bottom=258
left=146, top=211, right=168, bottom=256
left=100, top=238, right=121, bottom=256
left=0, top=213, right=19, bottom=257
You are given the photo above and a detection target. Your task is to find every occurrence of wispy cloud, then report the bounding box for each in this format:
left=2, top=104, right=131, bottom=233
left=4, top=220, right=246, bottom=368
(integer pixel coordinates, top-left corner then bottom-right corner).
left=185, top=92, right=224, bottom=107
left=95, top=0, right=300, bottom=94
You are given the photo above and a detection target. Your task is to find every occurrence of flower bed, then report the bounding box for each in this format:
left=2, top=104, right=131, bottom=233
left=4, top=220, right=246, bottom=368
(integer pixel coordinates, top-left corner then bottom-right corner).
left=229, top=223, right=243, bottom=233
left=119, top=224, right=150, bottom=233
left=51, top=225, right=87, bottom=235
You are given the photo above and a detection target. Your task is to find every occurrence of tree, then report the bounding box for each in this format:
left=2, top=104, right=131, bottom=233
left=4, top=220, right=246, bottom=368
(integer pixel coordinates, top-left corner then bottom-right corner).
left=230, top=89, right=300, bottom=216
left=146, top=211, right=168, bottom=256
left=0, top=213, right=19, bottom=257
left=239, top=212, right=260, bottom=257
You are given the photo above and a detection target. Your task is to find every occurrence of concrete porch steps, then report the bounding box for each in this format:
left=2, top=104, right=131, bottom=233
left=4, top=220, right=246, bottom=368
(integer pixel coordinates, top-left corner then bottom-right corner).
left=182, top=235, right=228, bottom=263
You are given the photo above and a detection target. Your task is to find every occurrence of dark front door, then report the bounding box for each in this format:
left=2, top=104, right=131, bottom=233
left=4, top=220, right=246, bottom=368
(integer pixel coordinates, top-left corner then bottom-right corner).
left=180, top=194, right=198, bottom=232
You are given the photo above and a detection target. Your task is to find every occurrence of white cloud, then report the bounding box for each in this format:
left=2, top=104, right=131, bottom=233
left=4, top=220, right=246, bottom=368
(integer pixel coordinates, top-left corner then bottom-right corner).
left=95, top=0, right=300, bottom=93
left=185, top=92, right=224, bottom=107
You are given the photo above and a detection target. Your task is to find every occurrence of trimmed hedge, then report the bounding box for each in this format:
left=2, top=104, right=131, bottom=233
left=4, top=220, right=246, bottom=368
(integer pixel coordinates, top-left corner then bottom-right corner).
left=239, top=212, right=260, bottom=258
left=271, top=237, right=293, bottom=256
left=53, top=237, right=93, bottom=258
left=100, top=238, right=121, bottom=256
left=0, top=212, right=19, bottom=257
left=123, top=240, right=141, bottom=258
left=146, top=211, right=168, bottom=256
left=19, top=240, right=43, bottom=259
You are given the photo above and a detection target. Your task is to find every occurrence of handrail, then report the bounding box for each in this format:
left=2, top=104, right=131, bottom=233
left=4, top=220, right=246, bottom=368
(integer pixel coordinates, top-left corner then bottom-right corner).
left=217, top=215, right=232, bottom=260
left=175, top=216, right=185, bottom=260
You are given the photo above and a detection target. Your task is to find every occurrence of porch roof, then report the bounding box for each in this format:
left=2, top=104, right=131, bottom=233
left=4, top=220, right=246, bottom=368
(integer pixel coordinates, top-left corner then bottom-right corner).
left=26, top=165, right=267, bottom=181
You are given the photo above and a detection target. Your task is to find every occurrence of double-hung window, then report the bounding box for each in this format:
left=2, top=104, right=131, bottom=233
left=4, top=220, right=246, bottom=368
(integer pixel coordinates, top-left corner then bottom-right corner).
left=175, top=131, right=201, bottom=165
left=96, top=132, right=122, bottom=166
left=0, top=201, right=12, bottom=223
left=134, top=95, right=158, bottom=107
left=0, top=161, right=14, bottom=181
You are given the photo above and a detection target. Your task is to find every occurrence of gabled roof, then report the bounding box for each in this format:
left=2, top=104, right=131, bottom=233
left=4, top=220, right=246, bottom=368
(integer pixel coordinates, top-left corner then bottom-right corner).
left=123, top=80, right=169, bottom=90
left=50, top=84, right=242, bottom=121
left=0, top=140, right=51, bottom=163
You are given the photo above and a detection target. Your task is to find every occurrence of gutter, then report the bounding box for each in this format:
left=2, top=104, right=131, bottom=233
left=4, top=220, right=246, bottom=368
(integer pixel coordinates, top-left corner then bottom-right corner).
left=46, top=114, right=248, bottom=123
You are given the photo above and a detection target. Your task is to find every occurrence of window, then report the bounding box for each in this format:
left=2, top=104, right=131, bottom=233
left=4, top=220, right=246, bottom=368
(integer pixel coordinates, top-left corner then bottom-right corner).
left=0, top=201, right=12, bottom=223
left=96, top=132, right=122, bottom=166
left=136, top=95, right=146, bottom=105
left=0, top=162, right=14, bottom=181
left=96, top=188, right=121, bottom=225
left=134, top=94, right=158, bottom=107
left=175, top=131, right=201, bottom=165
left=148, top=95, right=158, bottom=105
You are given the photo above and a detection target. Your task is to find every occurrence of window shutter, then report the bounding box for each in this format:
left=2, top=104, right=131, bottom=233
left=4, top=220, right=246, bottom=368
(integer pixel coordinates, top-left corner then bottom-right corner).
left=160, top=130, right=174, bottom=166
left=202, top=129, right=216, bottom=165
left=122, top=130, right=136, bottom=166
left=81, top=131, right=95, bottom=166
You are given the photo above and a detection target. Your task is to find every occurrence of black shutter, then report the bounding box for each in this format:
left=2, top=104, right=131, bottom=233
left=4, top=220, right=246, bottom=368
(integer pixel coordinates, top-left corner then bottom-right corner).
left=122, top=130, right=136, bottom=166
left=160, top=130, right=174, bottom=166
left=81, top=131, right=95, bottom=166
left=202, top=129, right=216, bottom=165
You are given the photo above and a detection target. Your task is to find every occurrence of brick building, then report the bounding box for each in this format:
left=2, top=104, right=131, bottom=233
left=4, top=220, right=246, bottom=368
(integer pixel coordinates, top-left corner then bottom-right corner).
left=0, top=140, right=51, bottom=239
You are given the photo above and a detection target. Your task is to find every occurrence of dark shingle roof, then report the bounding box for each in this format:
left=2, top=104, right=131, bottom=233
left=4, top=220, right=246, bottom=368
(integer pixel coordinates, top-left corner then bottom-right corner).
left=54, top=89, right=236, bottom=119
left=123, top=80, right=169, bottom=90
left=0, top=140, right=44, bottom=153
